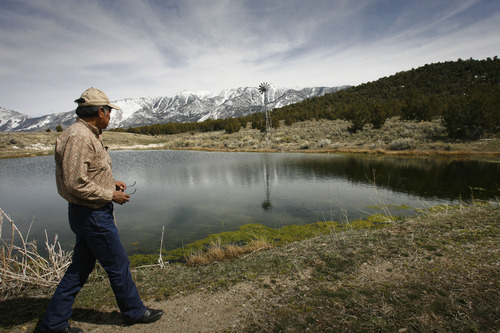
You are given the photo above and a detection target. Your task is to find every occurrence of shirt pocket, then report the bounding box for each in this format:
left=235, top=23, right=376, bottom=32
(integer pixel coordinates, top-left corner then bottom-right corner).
left=88, top=147, right=111, bottom=173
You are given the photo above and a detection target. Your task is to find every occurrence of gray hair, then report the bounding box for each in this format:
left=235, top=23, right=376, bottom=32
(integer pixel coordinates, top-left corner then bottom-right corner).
left=75, top=103, right=110, bottom=118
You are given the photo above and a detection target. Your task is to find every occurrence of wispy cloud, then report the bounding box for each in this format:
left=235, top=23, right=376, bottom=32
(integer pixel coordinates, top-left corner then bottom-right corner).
left=1, top=0, right=499, bottom=116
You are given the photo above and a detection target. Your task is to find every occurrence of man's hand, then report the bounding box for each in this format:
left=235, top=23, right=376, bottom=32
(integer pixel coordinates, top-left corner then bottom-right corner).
left=113, top=190, right=130, bottom=205
left=115, top=181, right=127, bottom=192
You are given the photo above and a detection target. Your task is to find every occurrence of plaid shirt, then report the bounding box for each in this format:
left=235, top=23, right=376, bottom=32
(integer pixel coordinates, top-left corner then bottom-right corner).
left=55, top=118, right=115, bottom=209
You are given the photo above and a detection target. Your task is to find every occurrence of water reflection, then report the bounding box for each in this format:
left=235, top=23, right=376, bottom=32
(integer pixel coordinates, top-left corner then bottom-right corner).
left=262, top=158, right=273, bottom=211
left=0, top=150, right=498, bottom=255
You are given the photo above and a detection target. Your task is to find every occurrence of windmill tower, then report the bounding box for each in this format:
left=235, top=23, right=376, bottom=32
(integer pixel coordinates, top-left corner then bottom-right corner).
left=258, top=82, right=272, bottom=144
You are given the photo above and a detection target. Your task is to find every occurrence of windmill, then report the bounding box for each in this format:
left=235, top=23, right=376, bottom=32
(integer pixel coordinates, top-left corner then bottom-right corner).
left=258, top=82, right=272, bottom=144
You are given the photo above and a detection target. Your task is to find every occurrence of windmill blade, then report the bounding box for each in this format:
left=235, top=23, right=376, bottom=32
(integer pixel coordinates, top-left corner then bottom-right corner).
left=259, top=82, right=271, bottom=94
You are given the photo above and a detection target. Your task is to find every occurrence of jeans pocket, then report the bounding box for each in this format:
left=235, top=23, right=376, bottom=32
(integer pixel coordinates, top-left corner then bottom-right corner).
left=69, top=204, right=92, bottom=234
left=89, top=204, right=115, bottom=232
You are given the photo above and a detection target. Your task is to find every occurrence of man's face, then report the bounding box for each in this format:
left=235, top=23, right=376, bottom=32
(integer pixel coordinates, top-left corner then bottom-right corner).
left=97, top=107, right=112, bottom=130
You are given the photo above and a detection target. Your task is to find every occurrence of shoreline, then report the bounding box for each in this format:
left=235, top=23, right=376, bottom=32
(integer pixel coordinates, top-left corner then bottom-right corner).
left=167, top=145, right=500, bottom=156
left=2, top=145, right=500, bottom=160
left=1, top=204, right=499, bottom=332
left=1, top=118, right=499, bottom=160
left=1, top=135, right=500, bottom=160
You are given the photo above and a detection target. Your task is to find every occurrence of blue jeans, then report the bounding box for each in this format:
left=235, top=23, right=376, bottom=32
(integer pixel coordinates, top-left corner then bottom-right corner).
left=40, top=203, right=146, bottom=332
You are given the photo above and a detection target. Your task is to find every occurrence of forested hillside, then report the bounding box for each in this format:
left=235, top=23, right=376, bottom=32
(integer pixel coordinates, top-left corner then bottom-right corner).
left=122, top=57, right=499, bottom=140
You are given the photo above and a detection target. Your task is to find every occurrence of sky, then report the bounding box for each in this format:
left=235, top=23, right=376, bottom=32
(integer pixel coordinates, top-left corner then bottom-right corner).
left=1, top=0, right=499, bottom=117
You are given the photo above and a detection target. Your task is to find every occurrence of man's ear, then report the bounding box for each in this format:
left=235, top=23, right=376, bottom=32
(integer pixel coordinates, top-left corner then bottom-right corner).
left=98, top=107, right=106, bottom=118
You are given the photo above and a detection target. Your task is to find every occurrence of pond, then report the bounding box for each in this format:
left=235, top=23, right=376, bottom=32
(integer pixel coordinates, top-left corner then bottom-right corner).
left=0, top=150, right=498, bottom=255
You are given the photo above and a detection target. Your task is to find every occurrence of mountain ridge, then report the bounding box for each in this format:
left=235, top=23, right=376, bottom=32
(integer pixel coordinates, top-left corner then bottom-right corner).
left=0, top=86, right=347, bottom=132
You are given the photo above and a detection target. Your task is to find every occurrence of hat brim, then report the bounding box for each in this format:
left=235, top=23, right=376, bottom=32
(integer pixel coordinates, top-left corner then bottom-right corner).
left=108, top=103, right=121, bottom=110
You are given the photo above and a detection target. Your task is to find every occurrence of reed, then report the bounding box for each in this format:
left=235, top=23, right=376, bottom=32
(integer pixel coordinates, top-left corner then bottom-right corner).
left=0, top=208, right=72, bottom=297
left=186, top=237, right=273, bottom=266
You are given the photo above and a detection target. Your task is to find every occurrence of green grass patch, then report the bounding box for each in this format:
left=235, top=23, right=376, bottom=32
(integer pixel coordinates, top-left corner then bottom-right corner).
left=129, top=216, right=391, bottom=266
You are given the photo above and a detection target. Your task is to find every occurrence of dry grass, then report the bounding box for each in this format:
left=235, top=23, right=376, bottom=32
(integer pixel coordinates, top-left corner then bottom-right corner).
left=238, top=203, right=500, bottom=332
left=0, top=208, right=72, bottom=298
left=0, top=132, right=59, bottom=158
left=2, top=118, right=499, bottom=159
left=186, top=237, right=273, bottom=266
left=0, top=131, right=166, bottom=158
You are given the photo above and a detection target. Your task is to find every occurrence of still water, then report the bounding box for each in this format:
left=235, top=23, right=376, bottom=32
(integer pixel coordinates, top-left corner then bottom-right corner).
left=1, top=150, right=498, bottom=254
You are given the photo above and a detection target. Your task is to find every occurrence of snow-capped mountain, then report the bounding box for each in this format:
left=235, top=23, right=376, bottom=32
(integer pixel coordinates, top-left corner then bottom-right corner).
left=0, top=86, right=348, bottom=132
left=0, top=107, right=30, bottom=132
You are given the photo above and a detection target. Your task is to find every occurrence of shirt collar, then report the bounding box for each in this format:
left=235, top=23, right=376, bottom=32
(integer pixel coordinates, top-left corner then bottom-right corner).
left=77, top=118, right=102, bottom=137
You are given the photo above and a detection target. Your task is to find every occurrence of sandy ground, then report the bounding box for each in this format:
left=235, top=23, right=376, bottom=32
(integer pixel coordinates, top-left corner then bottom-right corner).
left=7, top=282, right=266, bottom=333
left=73, top=283, right=263, bottom=333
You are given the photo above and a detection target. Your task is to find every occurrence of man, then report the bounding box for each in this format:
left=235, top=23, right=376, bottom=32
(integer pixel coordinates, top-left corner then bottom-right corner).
left=39, top=88, right=163, bottom=333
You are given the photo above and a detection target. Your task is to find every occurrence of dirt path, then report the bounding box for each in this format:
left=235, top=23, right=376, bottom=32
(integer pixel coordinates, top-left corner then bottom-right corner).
left=66, top=282, right=265, bottom=333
